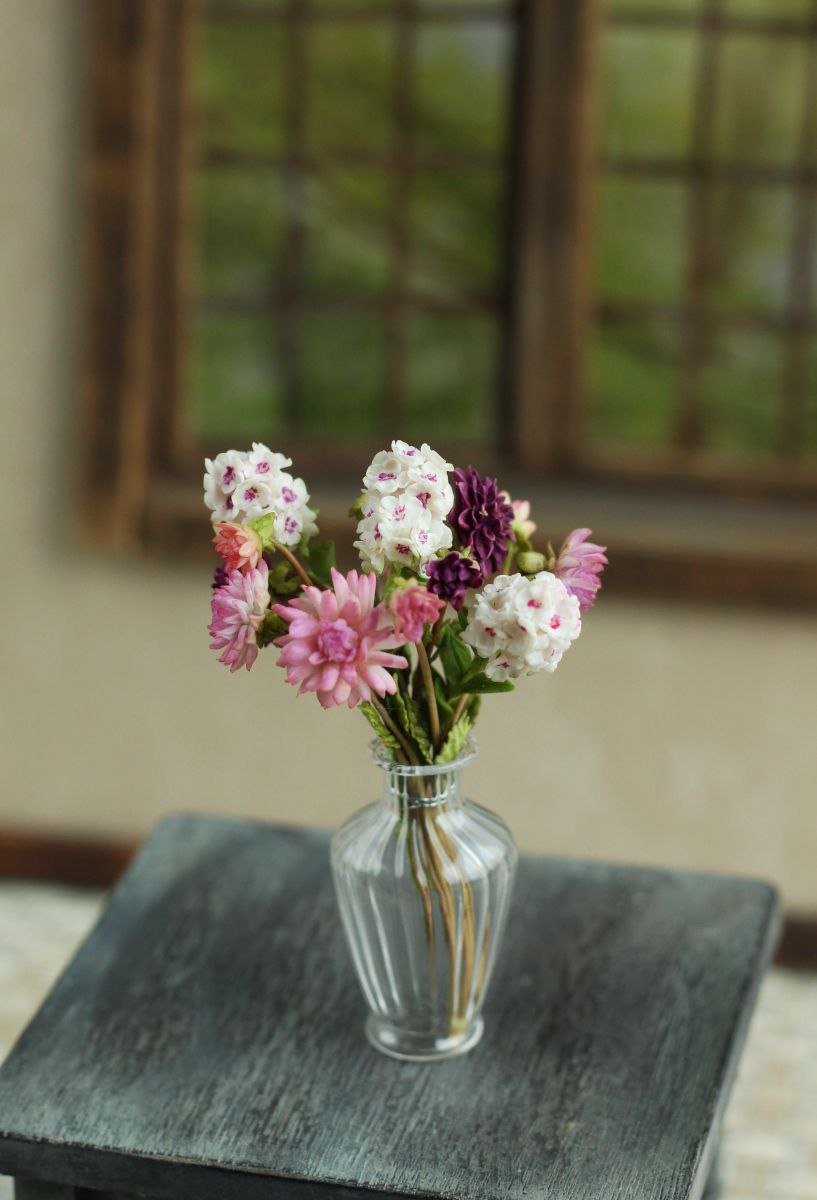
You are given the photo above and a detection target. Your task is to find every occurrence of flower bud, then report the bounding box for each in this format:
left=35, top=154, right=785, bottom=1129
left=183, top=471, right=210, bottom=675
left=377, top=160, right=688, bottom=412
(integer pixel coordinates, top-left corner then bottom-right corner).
left=517, top=550, right=546, bottom=575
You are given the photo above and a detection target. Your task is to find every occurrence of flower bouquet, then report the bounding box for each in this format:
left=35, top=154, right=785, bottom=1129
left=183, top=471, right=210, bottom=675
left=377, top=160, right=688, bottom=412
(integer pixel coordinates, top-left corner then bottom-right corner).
left=205, top=439, right=606, bottom=1060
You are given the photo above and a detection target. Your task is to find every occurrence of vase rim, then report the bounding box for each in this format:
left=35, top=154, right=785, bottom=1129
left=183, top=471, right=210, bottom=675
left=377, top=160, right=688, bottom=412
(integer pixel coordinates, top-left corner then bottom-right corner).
left=370, top=736, right=477, bottom=776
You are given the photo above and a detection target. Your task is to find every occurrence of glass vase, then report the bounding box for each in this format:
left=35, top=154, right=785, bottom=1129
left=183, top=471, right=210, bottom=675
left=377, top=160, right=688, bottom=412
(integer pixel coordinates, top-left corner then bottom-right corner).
left=331, top=739, right=517, bottom=1062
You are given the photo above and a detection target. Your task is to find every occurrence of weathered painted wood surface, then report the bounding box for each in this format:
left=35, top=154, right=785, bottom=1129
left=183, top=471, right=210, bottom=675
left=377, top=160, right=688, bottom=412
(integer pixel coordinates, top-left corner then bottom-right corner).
left=0, top=815, right=779, bottom=1200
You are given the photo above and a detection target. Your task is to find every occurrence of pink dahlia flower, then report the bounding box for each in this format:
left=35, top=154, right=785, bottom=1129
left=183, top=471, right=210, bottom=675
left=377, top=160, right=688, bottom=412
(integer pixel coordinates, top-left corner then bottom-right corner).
left=209, top=561, right=270, bottom=672
left=389, top=580, right=445, bottom=644
left=213, top=521, right=262, bottom=573
left=553, top=528, right=608, bottom=612
left=274, top=568, right=408, bottom=709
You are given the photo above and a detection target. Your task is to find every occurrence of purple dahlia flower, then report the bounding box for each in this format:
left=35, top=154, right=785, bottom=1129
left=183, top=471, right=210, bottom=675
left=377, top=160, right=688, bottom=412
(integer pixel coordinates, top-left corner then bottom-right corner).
left=426, top=552, right=482, bottom=610
left=450, top=466, right=514, bottom=577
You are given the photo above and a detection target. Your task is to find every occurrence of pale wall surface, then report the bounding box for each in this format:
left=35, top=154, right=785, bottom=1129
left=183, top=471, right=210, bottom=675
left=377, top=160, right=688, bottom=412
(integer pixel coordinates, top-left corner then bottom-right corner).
left=2, top=1, right=816, bottom=907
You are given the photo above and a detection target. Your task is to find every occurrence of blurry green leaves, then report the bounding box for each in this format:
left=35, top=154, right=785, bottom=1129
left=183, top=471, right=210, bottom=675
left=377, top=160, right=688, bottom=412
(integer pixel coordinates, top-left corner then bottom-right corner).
left=596, top=179, right=686, bottom=304
left=307, top=25, right=393, bottom=151
left=415, top=23, right=511, bottom=154
left=196, top=170, right=286, bottom=296
left=601, top=29, right=697, bottom=160
left=405, top=317, right=497, bottom=443
left=303, top=170, right=390, bottom=298
left=589, top=321, right=679, bottom=450
left=698, top=333, right=782, bottom=458
left=189, top=315, right=282, bottom=442
left=196, top=23, right=287, bottom=154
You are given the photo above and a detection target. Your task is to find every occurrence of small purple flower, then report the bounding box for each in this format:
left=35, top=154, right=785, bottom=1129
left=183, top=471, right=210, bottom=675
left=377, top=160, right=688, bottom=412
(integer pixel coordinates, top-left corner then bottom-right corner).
left=212, top=565, right=229, bottom=590
left=450, top=466, right=514, bottom=577
left=553, top=529, right=607, bottom=612
left=426, top=552, right=483, bottom=610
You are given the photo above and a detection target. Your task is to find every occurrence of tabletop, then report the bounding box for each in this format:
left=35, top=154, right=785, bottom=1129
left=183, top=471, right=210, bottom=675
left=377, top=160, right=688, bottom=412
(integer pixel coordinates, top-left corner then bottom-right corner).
left=0, top=814, right=780, bottom=1200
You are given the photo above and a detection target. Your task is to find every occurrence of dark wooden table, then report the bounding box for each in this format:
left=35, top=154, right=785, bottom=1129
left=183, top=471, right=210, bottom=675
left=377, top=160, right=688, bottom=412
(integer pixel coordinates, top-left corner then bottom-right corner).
left=0, top=815, right=779, bottom=1200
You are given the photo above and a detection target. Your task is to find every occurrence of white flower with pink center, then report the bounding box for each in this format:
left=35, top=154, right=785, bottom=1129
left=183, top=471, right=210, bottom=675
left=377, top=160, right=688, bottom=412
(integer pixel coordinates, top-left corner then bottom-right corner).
left=203, top=450, right=248, bottom=522
left=355, top=440, right=454, bottom=570
left=273, top=568, right=408, bottom=709
left=462, top=571, right=581, bottom=681
left=203, top=443, right=318, bottom=544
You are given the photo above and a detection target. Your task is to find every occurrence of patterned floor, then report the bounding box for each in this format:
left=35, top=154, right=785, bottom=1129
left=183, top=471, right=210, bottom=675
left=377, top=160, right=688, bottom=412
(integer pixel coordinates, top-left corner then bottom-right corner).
left=0, top=883, right=814, bottom=1198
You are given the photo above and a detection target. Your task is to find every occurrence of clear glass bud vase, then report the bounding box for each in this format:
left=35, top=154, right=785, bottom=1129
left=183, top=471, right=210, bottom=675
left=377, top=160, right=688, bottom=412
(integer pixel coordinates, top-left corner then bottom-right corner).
left=331, top=739, right=517, bottom=1062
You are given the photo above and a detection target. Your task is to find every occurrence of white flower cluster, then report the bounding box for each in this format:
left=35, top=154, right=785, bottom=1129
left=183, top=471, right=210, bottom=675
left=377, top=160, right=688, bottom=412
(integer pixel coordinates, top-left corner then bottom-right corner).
left=354, top=440, right=454, bottom=572
left=463, top=572, right=581, bottom=681
left=203, top=443, right=318, bottom=547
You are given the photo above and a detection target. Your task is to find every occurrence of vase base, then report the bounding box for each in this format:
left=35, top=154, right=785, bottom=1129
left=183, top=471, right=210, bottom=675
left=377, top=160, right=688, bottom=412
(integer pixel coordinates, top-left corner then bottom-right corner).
left=365, top=1014, right=484, bottom=1062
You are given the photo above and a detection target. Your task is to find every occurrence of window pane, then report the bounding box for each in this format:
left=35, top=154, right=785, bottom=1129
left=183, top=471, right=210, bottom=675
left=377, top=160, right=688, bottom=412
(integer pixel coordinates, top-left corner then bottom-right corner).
left=805, top=341, right=817, bottom=455
left=195, top=169, right=286, bottom=297
left=706, top=186, right=793, bottom=312
left=190, top=315, right=282, bottom=441
left=608, top=0, right=701, bottom=10
left=724, top=0, right=811, bottom=15
left=588, top=321, right=680, bottom=449
left=307, top=25, right=394, bottom=151
left=299, top=315, right=384, bottom=438
left=410, top=170, right=503, bottom=301
left=698, top=332, right=781, bottom=457
left=303, top=169, right=390, bottom=298
left=415, top=23, right=511, bottom=154
left=405, top=316, right=497, bottom=441
left=595, top=179, right=687, bottom=303
left=601, top=29, right=697, bottom=160
left=714, top=36, right=807, bottom=167
left=196, top=22, right=287, bottom=154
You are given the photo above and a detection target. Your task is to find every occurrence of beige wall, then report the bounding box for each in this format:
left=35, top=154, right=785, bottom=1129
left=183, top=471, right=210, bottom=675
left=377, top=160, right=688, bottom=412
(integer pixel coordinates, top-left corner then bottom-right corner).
left=2, top=1, right=816, bottom=908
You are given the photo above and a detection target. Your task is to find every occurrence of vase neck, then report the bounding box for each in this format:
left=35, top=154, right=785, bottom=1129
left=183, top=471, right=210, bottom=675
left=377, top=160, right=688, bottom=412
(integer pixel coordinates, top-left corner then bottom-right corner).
left=381, top=764, right=464, bottom=812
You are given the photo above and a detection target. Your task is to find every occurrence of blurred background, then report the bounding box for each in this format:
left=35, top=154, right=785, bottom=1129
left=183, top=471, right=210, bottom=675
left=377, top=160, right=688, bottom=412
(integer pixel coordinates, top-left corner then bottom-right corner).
left=1, top=0, right=817, bottom=918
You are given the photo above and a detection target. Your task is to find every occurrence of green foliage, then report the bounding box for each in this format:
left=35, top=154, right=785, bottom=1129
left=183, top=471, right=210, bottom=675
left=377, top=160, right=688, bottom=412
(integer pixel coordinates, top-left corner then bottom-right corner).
left=437, top=715, right=473, bottom=765
left=299, top=538, right=336, bottom=588
left=359, top=703, right=401, bottom=756
left=267, top=561, right=300, bottom=596
left=438, top=621, right=472, bottom=689
left=258, top=610, right=287, bottom=648
left=391, top=690, right=434, bottom=764
left=247, top=513, right=278, bottom=550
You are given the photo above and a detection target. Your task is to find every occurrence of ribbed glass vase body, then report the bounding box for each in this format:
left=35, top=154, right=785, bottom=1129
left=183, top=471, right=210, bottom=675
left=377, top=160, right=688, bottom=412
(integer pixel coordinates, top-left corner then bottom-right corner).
left=331, top=742, right=517, bottom=1061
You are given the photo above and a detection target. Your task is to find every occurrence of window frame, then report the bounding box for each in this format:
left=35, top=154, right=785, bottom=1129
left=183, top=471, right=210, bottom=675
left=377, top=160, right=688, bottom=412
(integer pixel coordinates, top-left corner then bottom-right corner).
left=79, top=0, right=817, bottom=606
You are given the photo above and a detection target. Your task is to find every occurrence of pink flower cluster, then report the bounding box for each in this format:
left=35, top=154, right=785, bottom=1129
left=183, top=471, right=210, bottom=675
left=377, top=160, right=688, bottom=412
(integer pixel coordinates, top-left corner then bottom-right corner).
left=208, top=561, right=270, bottom=673
left=389, top=580, right=445, bottom=644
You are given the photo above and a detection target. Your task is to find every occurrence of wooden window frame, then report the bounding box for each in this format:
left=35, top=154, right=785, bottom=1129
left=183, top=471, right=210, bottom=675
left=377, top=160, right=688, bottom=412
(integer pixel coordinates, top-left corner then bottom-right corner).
left=79, top=0, right=817, bottom=606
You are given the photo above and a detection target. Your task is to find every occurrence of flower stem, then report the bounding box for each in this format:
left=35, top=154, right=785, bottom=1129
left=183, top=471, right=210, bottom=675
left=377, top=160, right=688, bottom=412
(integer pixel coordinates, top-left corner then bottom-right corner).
left=416, top=639, right=441, bottom=753
left=440, top=692, right=469, bottom=744
left=370, top=696, right=421, bottom=766
left=272, top=541, right=313, bottom=589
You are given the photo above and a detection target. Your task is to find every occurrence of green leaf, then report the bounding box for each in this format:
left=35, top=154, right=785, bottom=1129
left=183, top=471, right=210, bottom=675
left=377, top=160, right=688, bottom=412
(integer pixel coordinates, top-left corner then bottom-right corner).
left=406, top=697, right=434, bottom=764
left=467, top=694, right=482, bottom=724
left=300, top=538, right=336, bottom=587
left=465, top=674, right=515, bottom=695
left=449, top=671, right=514, bottom=697
left=457, top=608, right=469, bottom=631
left=268, top=561, right=300, bottom=595
left=247, top=513, right=278, bottom=550
left=359, top=703, right=400, bottom=755
left=437, top=715, right=473, bottom=764
left=433, top=676, right=454, bottom=723
left=438, top=622, right=472, bottom=686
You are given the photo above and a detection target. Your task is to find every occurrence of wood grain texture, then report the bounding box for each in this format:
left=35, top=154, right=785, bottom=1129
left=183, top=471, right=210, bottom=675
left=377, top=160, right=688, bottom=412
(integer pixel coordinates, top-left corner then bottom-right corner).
left=0, top=815, right=779, bottom=1200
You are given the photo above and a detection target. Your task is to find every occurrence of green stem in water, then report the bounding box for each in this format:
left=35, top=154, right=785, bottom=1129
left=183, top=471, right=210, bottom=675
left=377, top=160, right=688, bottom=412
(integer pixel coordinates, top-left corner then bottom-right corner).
left=416, top=639, right=441, bottom=753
